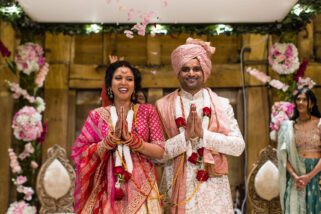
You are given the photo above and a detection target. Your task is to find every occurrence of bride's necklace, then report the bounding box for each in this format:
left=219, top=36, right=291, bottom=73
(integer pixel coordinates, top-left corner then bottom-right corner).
left=296, top=115, right=311, bottom=123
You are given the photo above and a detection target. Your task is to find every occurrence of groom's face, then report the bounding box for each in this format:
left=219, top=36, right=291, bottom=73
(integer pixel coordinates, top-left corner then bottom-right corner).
left=178, top=58, right=204, bottom=94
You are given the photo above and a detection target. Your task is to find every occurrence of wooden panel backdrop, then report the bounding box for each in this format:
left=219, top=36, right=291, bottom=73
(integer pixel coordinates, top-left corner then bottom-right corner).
left=0, top=14, right=321, bottom=212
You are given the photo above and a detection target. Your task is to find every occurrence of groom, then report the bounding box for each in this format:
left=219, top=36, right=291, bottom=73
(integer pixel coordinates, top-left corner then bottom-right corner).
left=156, top=38, right=245, bottom=214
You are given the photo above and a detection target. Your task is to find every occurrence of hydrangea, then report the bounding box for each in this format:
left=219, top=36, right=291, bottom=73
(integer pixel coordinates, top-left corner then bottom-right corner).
left=12, top=106, right=43, bottom=142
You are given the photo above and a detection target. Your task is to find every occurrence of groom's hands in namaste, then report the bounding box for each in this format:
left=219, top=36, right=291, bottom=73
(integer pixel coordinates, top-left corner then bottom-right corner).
left=185, top=104, right=195, bottom=140
left=185, top=104, right=204, bottom=141
left=193, top=107, right=204, bottom=138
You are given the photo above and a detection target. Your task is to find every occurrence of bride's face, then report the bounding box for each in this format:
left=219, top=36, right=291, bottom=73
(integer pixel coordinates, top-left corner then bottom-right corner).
left=111, top=66, right=135, bottom=102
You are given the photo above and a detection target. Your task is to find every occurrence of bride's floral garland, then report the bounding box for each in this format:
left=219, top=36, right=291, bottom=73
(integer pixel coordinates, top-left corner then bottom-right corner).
left=107, top=105, right=163, bottom=201
left=174, top=89, right=211, bottom=182
left=110, top=106, right=134, bottom=200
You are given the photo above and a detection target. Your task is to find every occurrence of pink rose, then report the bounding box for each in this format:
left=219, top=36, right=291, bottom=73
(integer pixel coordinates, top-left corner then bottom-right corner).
left=16, top=176, right=27, bottom=185
left=30, top=161, right=39, bottom=169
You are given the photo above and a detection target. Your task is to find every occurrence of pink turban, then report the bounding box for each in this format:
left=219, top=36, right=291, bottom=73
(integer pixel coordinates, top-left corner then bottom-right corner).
left=171, top=37, right=216, bottom=82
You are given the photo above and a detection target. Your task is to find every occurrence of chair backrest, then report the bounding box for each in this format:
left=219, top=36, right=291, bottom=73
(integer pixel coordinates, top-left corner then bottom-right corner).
left=36, top=144, right=75, bottom=214
left=247, top=145, right=282, bottom=214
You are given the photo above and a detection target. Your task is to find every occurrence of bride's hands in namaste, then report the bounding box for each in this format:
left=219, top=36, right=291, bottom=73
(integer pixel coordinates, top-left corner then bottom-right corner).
left=114, top=107, right=123, bottom=139
left=120, top=106, right=132, bottom=142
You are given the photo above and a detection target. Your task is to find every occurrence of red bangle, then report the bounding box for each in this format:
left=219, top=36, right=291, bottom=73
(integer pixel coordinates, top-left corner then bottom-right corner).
left=129, top=135, right=143, bottom=151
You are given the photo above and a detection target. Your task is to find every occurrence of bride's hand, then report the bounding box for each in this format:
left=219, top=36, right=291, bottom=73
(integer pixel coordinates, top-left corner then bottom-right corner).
left=114, top=107, right=123, bottom=139
left=121, top=107, right=132, bottom=142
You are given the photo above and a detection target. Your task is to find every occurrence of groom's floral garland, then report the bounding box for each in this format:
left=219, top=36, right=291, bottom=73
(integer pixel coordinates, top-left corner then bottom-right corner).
left=175, top=89, right=211, bottom=182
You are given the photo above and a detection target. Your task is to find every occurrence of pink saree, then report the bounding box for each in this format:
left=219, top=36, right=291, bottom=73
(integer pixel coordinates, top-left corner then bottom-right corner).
left=71, top=104, right=165, bottom=214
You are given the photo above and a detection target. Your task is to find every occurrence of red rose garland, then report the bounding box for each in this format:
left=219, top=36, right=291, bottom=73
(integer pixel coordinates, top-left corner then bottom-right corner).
left=114, top=166, right=132, bottom=200
left=175, top=91, right=212, bottom=182
left=175, top=117, right=187, bottom=129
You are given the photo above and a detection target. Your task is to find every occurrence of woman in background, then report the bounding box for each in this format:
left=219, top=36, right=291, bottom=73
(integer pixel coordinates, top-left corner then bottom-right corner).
left=278, top=86, right=321, bottom=213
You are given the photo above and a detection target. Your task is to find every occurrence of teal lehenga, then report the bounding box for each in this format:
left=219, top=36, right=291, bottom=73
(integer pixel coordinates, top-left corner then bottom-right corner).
left=277, top=119, right=321, bottom=214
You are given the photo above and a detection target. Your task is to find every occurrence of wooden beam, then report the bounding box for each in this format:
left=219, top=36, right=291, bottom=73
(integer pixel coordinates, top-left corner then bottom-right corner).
left=147, top=88, right=163, bottom=105
left=246, top=87, right=270, bottom=175
left=147, top=36, right=161, bottom=65
left=43, top=90, right=69, bottom=159
left=242, top=34, right=268, bottom=62
left=44, top=64, right=69, bottom=89
left=45, top=33, right=73, bottom=63
left=298, top=23, right=314, bottom=61
left=69, top=63, right=252, bottom=89
left=0, top=21, right=16, bottom=213
left=43, top=33, right=72, bottom=158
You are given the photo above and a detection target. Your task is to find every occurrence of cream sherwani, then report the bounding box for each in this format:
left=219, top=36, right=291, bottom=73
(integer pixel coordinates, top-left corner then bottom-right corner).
left=156, top=89, right=245, bottom=214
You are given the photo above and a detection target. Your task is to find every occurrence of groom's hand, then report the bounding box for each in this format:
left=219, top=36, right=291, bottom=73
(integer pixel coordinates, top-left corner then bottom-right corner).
left=193, top=110, right=203, bottom=138
left=185, top=104, right=196, bottom=140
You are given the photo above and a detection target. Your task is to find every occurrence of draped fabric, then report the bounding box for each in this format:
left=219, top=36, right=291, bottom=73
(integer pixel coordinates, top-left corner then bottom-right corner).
left=156, top=88, right=245, bottom=214
left=277, top=121, right=306, bottom=214
left=71, top=104, right=165, bottom=214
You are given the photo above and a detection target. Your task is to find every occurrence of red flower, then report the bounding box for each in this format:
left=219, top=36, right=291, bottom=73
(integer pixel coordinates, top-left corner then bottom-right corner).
left=293, top=58, right=308, bottom=82
left=197, top=147, right=204, bottom=157
left=36, top=122, right=47, bottom=144
left=196, top=170, right=209, bottom=182
left=115, top=187, right=125, bottom=200
left=123, top=171, right=131, bottom=183
left=202, top=107, right=211, bottom=117
left=0, top=40, right=11, bottom=57
left=175, top=117, right=186, bottom=129
left=188, top=152, right=199, bottom=164
left=114, top=166, right=124, bottom=175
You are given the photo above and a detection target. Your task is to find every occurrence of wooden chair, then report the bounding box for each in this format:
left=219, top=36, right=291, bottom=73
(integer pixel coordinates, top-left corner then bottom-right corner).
left=36, top=144, right=75, bottom=214
left=247, top=145, right=282, bottom=213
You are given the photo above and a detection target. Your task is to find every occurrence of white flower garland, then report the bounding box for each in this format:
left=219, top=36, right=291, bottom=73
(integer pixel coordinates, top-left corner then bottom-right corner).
left=175, top=89, right=211, bottom=156
left=110, top=106, right=134, bottom=173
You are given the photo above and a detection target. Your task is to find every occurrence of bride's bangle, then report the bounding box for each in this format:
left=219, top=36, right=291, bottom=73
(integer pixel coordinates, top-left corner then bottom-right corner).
left=129, top=135, right=143, bottom=151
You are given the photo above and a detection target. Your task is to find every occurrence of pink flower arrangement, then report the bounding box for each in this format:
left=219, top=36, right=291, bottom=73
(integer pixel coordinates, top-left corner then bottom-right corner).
left=246, top=67, right=271, bottom=83
left=30, top=161, right=39, bottom=169
left=18, top=143, right=35, bottom=160
left=16, top=176, right=27, bottom=185
left=297, top=77, right=316, bottom=89
left=246, top=67, right=289, bottom=91
left=6, top=201, right=36, bottom=214
left=270, top=102, right=295, bottom=132
left=14, top=43, right=46, bottom=75
left=6, top=81, right=35, bottom=103
left=17, top=186, right=34, bottom=201
left=8, top=148, right=22, bottom=174
left=269, top=79, right=289, bottom=92
left=35, top=63, right=49, bottom=87
left=268, top=43, right=300, bottom=75
left=12, top=106, right=43, bottom=142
